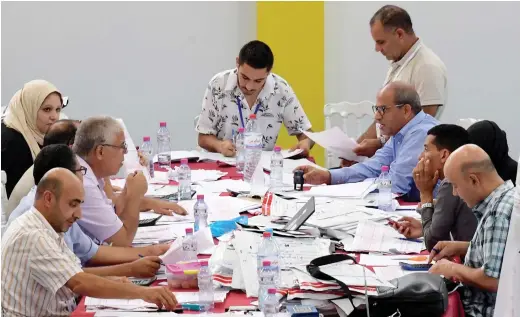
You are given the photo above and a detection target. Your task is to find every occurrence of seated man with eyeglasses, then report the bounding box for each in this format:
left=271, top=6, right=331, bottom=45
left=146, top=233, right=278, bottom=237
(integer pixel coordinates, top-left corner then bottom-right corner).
left=295, top=82, right=439, bottom=199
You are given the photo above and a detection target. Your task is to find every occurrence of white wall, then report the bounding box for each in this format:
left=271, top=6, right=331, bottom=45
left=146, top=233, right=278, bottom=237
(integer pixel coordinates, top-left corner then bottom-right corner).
left=1, top=1, right=256, bottom=149
left=325, top=1, right=520, bottom=158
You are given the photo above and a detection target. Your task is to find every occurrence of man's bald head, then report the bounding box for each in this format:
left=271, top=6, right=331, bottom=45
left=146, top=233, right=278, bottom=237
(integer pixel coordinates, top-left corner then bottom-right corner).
left=34, top=168, right=84, bottom=233
left=444, top=144, right=503, bottom=208
left=43, top=119, right=79, bottom=147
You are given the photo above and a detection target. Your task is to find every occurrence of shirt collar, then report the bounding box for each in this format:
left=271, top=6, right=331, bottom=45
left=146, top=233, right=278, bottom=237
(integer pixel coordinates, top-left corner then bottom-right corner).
left=396, top=110, right=427, bottom=138
left=392, top=39, right=422, bottom=67
left=76, top=155, right=105, bottom=189
left=472, top=180, right=514, bottom=220
left=29, top=206, right=62, bottom=241
left=224, top=68, right=276, bottom=101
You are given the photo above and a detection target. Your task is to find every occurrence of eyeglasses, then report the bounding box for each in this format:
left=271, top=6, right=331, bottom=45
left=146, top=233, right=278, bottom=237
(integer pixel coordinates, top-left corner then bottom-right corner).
left=100, top=142, right=128, bottom=154
left=372, top=104, right=405, bottom=115
left=73, top=166, right=87, bottom=175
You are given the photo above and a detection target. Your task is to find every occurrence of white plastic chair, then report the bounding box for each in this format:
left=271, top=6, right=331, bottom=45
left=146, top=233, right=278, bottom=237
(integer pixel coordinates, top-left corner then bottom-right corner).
left=1, top=170, right=8, bottom=237
left=323, top=100, right=376, bottom=168
left=457, top=118, right=481, bottom=129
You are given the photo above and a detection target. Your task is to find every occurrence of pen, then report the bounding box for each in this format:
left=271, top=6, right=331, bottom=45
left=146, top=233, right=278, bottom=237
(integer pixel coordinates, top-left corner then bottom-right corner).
left=398, top=237, right=423, bottom=243
left=138, top=254, right=165, bottom=266
left=182, top=303, right=203, bottom=311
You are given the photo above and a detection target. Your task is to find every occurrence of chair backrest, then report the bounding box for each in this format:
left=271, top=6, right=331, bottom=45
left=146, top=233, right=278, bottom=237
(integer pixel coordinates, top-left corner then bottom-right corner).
left=323, top=100, right=375, bottom=168
left=457, top=118, right=481, bottom=130
left=1, top=170, right=8, bottom=237
left=194, top=115, right=200, bottom=129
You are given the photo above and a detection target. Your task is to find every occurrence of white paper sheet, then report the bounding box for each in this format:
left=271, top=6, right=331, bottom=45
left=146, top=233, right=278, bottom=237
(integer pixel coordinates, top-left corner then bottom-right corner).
left=351, top=220, right=424, bottom=254
left=303, top=127, right=367, bottom=162
left=262, top=158, right=327, bottom=174
left=359, top=254, right=429, bottom=266
left=132, top=224, right=182, bottom=244
left=197, top=179, right=250, bottom=194
left=304, top=179, right=377, bottom=198
left=319, top=260, right=395, bottom=288
left=176, top=196, right=260, bottom=222
left=159, top=227, right=215, bottom=264
left=116, top=119, right=152, bottom=181
left=373, top=266, right=430, bottom=282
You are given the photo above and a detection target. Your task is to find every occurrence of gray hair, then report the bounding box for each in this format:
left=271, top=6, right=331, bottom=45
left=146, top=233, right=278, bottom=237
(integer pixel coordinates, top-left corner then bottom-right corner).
left=391, top=82, right=422, bottom=114
left=73, top=116, right=123, bottom=158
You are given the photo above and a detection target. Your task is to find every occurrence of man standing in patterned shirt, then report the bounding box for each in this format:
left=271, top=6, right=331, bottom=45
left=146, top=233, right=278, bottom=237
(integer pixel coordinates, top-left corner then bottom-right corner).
left=428, top=144, right=514, bottom=317
left=196, top=40, right=314, bottom=157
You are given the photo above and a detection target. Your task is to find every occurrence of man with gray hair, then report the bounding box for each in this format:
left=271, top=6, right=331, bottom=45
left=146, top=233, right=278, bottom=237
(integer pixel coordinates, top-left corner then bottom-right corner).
left=296, top=82, right=439, bottom=197
left=73, top=116, right=148, bottom=247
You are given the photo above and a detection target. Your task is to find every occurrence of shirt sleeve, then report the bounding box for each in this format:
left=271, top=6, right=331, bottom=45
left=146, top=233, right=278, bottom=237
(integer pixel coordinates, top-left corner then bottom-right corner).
left=77, top=184, right=123, bottom=243
left=414, top=63, right=447, bottom=106
left=68, top=223, right=99, bottom=266
left=481, top=214, right=511, bottom=278
left=421, top=183, right=456, bottom=251
left=330, top=139, right=394, bottom=185
left=29, top=233, right=83, bottom=295
left=195, top=83, right=219, bottom=135
left=281, top=83, right=312, bottom=135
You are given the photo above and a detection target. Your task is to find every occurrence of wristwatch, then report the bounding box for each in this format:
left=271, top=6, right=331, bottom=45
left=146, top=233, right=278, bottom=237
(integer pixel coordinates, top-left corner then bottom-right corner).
left=379, top=135, right=387, bottom=146
left=421, top=202, right=434, bottom=209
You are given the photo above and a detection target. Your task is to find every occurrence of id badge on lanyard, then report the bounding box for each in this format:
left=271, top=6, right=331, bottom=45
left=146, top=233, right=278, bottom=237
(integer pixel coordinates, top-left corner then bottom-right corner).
left=236, top=97, right=261, bottom=128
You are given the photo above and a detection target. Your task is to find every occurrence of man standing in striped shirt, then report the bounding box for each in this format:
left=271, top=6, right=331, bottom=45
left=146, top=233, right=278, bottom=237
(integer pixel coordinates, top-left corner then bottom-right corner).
left=1, top=168, right=177, bottom=316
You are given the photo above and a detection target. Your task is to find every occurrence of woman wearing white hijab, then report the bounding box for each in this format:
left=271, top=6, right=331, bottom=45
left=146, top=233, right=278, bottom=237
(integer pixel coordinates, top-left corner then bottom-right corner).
left=1, top=80, right=63, bottom=197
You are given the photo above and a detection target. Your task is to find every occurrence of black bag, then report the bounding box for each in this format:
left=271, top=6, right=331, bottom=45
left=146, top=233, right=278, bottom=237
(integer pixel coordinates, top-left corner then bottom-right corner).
left=307, top=254, right=448, bottom=317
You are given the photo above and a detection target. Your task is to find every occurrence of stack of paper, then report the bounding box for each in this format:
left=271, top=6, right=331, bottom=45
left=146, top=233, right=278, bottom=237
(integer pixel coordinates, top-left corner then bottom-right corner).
left=176, top=196, right=261, bottom=222
left=110, top=179, right=178, bottom=197
left=304, top=179, right=377, bottom=198
left=319, top=260, right=395, bottom=289
left=168, top=168, right=228, bottom=183
left=350, top=220, right=424, bottom=254
left=132, top=224, right=180, bottom=245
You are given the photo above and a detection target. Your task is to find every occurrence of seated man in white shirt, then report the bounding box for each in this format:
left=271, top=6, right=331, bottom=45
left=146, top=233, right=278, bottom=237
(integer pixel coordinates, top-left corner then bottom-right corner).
left=1, top=168, right=177, bottom=316
left=8, top=144, right=168, bottom=278
left=196, top=40, right=315, bottom=157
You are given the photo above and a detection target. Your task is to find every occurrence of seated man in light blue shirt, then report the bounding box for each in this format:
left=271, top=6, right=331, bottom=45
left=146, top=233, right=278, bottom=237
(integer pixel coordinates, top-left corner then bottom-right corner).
left=296, top=81, right=439, bottom=197
left=8, top=144, right=169, bottom=278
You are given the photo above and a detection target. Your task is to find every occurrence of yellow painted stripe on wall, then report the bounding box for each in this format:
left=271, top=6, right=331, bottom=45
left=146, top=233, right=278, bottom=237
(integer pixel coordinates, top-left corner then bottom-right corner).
left=257, top=1, right=325, bottom=166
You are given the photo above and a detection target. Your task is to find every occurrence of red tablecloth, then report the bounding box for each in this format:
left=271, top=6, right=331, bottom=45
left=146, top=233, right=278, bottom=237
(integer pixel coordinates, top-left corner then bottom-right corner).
left=73, top=160, right=464, bottom=317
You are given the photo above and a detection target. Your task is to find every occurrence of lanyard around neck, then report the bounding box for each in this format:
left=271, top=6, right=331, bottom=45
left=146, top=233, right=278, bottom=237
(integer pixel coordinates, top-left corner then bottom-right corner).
left=236, top=96, right=261, bottom=128
left=384, top=42, right=422, bottom=86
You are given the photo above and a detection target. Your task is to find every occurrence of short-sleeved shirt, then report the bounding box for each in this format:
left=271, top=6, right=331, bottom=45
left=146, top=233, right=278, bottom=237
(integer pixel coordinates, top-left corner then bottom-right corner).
left=76, top=155, right=122, bottom=244
left=383, top=39, right=448, bottom=119
left=196, top=68, right=312, bottom=150
left=7, top=186, right=99, bottom=265
left=462, top=180, right=515, bottom=317
left=1, top=207, right=83, bottom=316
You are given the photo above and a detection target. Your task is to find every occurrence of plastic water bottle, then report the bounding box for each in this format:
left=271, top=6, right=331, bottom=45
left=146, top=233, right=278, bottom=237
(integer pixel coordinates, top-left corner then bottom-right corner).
left=258, top=260, right=276, bottom=310
left=139, top=136, right=154, bottom=178
left=377, top=165, right=393, bottom=211
left=243, top=114, right=263, bottom=182
left=197, top=260, right=214, bottom=313
left=235, top=127, right=246, bottom=173
left=262, top=288, right=278, bottom=317
left=156, top=122, right=172, bottom=169
left=194, top=194, right=208, bottom=232
left=269, top=146, right=284, bottom=192
left=257, top=231, right=281, bottom=286
left=178, top=158, right=191, bottom=200
left=182, top=228, right=197, bottom=261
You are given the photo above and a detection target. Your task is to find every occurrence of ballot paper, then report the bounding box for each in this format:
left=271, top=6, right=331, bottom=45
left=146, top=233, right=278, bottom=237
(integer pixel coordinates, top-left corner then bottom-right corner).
left=351, top=220, right=424, bottom=254
left=262, top=158, right=327, bottom=174
left=319, top=260, right=395, bottom=288
left=303, top=127, right=367, bottom=162
left=176, top=196, right=261, bottom=222
left=132, top=224, right=181, bottom=245
left=233, top=230, right=332, bottom=297
left=160, top=227, right=215, bottom=264
left=85, top=290, right=229, bottom=312
left=116, top=119, right=152, bottom=181
left=304, top=179, right=377, bottom=199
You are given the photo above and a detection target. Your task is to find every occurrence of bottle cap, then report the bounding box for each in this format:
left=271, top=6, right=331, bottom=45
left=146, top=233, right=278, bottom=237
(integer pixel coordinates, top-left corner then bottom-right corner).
left=381, top=165, right=389, bottom=172
left=200, top=261, right=209, bottom=266
left=249, top=114, right=257, bottom=119
left=185, top=228, right=193, bottom=234
left=274, top=146, right=281, bottom=152
left=263, top=260, right=271, bottom=266
left=180, top=158, right=188, bottom=164
left=197, top=194, right=204, bottom=200
left=238, top=127, right=245, bottom=133
left=160, top=122, right=167, bottom=127
left=263, top=231, right=272, bottom=238
left=268, top=288, right=276, bottom=294
left=143, top=136, right=150, bottom=142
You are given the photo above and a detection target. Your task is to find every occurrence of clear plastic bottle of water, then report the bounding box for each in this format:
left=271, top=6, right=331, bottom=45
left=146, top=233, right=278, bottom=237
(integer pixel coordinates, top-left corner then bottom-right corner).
left=182, top=228, right=197, bottom=261
left=197, top=260, right=214, bottom=313
left=235, top=127, right=246, bottom=173
left=243, top=114, right=263, bottom=183
left=258, top=260, right=276, bottom=310
left=178, top=158, right=191, bottom=200
left=269, top=146, right=284, bottom=192
left=262, top=288, right=279, bottom=317
left=257, top=231, right=281, bottom=286
left=377, top=165, right=393, bottom=211
left=194, top=194, right=208, bottom=232
left=139, top=136, right=154, bottom=178
left=156, top=122, right=172, bottom=169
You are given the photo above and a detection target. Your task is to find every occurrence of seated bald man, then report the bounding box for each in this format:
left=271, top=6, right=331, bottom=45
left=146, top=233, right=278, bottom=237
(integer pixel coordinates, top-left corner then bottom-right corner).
left=296, top=82, right=438, bottom=198
left=428, top=144, right=514, bottom=317
left=8, top=144, right=168, bottom=278
left=2, top=168, right=177, bottom=316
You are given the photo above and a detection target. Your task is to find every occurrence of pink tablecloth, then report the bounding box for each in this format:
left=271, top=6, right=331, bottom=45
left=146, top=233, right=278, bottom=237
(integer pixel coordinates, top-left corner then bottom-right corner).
left=73, top=160, right=464, bottom=317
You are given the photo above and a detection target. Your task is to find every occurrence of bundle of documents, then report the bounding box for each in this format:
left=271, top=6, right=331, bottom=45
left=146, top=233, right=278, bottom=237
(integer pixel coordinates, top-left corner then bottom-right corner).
left=304, top=179, right=377, bottom=199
